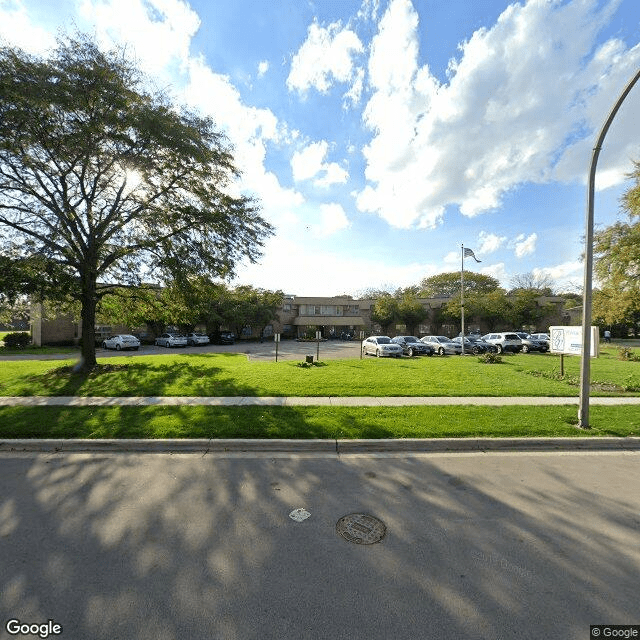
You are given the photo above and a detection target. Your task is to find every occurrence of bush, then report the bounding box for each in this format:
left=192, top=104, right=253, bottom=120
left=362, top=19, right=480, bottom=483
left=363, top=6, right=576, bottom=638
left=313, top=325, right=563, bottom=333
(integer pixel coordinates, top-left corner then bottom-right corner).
left=618, top=347, right=640, bottom=362
left=2, top=332, right=31, bottom=348
left=477, top=352, right=502, bottom=364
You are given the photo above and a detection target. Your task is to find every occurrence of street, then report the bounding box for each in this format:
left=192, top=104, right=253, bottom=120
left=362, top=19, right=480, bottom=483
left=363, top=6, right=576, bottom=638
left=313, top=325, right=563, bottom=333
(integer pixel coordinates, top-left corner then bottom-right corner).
left=1, top=450, right=638, bottom=639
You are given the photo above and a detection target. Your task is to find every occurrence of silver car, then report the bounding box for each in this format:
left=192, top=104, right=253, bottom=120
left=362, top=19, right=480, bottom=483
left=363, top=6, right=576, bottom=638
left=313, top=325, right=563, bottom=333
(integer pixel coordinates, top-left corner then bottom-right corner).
left=186, top=333, right=210, bottom=346
left=362, top=336, right=403, bottom=358
left=102, top=334, right=140, bottom=351
left=155, top=333, right=188, bottom=348
left=420, top=335, right=463, bottom=356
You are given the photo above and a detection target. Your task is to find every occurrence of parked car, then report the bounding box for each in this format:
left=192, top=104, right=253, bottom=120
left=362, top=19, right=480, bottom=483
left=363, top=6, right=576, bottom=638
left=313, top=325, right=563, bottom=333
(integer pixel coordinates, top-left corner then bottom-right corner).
left=420, top=335, right=463, bottom=356
left=515, top=332, right=548, bottom=353
left=186, top=333, right=210, bottom=346
left=362, top=336, right=403, bottom=358
left=211, top=331, right=235, bottom=345
left=155, top=333, right=188, bottom=348
left=391, top=336, right=435, bottom=356
left=481, top=332, right=522, bottom=353
left=529, top=333, right=550, bottom=349
left=101, top=334, right=140, bottom=351
left=452, top=336, right=497, bottom=354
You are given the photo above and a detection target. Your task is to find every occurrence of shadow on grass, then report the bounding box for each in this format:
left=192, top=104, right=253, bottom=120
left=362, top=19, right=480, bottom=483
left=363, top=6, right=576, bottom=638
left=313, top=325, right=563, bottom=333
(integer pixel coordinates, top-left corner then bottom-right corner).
left=25, top=357, right=259, bottom=397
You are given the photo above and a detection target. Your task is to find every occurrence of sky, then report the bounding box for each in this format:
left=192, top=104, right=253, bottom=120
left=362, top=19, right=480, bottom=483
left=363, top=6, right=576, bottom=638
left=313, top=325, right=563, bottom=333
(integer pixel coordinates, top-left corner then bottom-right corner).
left=2, top=0, right=640, bottom=296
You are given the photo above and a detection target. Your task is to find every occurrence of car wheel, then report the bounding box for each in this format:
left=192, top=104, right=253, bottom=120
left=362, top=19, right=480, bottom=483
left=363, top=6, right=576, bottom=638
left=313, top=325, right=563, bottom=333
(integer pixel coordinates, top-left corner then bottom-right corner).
left=102, top=342, right=107, bottom=349
left=116, top=344, right=121, bottom=351
left=496, top=344, right=503, bottom=354
left=473, top=346, right=481, bottom=355
left=522, top=345, right=529, bottom=353
left=376, top=349, right=381, bottom=357
left=438, top=347, right=445, bottom=356
left=426, top=351, right=433, bottom=357
left=407, top=348, right=414, bottom=357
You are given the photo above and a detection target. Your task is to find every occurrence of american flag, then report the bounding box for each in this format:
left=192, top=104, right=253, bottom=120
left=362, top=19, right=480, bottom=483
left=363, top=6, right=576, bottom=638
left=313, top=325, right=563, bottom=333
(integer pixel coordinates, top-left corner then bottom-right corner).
left=463, top=248, right=481, bottom=262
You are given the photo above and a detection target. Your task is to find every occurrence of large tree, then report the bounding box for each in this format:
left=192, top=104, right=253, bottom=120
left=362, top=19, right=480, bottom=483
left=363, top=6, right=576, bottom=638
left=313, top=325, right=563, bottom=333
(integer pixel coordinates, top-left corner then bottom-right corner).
left=592, top=160, right=640, bottom=329
left=0, top=36, right=272, bottom=370
left=418, top=272, right=500, bottom=298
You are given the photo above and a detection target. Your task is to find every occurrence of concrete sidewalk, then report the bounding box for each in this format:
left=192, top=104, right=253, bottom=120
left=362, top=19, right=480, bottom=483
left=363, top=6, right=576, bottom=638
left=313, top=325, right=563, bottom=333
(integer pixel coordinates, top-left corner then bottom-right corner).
left=2, top=394, right=640, bottom=406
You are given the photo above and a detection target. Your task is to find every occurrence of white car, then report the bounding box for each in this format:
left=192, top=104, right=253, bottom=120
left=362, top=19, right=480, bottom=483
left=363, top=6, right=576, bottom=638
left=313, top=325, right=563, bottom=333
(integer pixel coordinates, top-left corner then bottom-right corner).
left=102, top=334, right=140, bottom=351
left=155, top=333, right=188, bottom=348
left=186, top=333, right=210, bottom=346
left=481, top=332, right=522, bottom=354
left=362, top=336, right=403, bottom=358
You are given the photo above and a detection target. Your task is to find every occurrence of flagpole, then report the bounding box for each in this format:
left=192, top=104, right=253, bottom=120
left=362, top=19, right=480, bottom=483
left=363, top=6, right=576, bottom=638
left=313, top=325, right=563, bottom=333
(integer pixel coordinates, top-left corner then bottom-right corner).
left=461, top=244, right=465, bottom=354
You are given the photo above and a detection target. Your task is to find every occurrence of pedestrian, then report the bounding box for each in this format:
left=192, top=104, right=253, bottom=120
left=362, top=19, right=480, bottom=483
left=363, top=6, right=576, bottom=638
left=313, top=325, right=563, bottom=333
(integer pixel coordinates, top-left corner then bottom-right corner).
left=604, top=329, right=611, bottom=343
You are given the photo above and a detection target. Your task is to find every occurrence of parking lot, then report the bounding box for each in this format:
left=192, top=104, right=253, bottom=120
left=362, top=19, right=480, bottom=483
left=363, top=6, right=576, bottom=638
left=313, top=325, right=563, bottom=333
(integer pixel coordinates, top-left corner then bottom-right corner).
left=98, top=339, right=364, bottom=361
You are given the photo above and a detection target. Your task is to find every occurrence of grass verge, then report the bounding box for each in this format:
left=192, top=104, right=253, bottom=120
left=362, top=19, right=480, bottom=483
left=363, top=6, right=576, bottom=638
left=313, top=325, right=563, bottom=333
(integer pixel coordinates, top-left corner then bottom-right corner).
left=0, top=405, right=638, bottom=439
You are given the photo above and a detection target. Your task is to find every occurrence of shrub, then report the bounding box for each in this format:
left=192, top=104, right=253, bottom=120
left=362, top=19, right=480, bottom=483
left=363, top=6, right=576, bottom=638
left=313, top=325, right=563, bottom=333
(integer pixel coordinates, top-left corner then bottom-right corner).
left=2, top=332, right=31, bottom=348
left=478, top=352, right=502, bottom=364
left=618, top=347, right=640, bottom=362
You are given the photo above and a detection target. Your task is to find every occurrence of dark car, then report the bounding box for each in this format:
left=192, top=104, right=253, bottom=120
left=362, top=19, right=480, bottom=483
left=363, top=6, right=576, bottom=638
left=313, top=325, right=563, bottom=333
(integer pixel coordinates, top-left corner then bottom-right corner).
left=391, top=336, right=435, bottom=356
left=515, top=332, right=548, bottom=353
left=211, top=331, right=235, bottom=345
left=452, top=336, right=497, bottom=354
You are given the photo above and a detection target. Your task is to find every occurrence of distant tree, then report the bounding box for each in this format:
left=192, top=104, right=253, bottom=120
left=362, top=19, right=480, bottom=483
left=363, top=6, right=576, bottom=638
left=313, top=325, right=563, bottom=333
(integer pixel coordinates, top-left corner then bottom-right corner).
left=370, top=293, right=399, bottom=334
left=225, top=286, right=283, bottom=339
left=418, top=272, right=500, bottom=298
left=509, top=272, right=555, bottom=295
left=0, top=36, right=272, bottom=371
left=395, top=290, right=427, bottom=335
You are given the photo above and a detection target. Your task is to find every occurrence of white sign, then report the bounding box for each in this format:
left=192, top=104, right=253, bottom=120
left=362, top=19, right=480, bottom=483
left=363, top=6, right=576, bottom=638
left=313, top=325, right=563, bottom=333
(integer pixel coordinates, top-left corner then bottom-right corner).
left=549, top=326, right=599, bottom=357
left=274, top=333, right=280, bottom=342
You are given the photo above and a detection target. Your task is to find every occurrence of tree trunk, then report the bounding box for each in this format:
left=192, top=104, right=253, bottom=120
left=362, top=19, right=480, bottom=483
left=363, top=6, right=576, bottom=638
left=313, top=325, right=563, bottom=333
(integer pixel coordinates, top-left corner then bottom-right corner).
left=80, top=277, right=98, bottom=372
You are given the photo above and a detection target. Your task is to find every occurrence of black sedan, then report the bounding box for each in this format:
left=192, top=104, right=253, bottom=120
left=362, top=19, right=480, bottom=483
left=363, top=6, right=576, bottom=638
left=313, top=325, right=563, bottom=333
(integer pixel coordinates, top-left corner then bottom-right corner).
left=391, top=336, right=435, bottom=356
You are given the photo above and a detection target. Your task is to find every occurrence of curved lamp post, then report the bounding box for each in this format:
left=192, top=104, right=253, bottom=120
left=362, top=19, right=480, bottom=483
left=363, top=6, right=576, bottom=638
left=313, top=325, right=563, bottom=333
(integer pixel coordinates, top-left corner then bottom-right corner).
left=578, top=67, right=640, bottom=429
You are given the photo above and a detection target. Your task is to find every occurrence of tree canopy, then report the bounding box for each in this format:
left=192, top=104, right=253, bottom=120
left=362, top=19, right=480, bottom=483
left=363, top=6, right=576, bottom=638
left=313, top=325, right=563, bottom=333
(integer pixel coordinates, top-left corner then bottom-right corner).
left=0, top=36, right=272, bottom=370
left=418, top=272, right=501, bottom=298
left=592, top=160, right=640, bottom=329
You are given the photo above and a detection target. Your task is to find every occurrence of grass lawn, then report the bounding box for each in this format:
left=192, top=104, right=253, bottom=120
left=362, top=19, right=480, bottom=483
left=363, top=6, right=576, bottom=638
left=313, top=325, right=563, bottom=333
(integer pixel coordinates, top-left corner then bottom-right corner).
left=1, top=346, right=638, bottom=439
left=1, top=349, right=639, bottom=397
left=0, top=404, right=638, bottom=440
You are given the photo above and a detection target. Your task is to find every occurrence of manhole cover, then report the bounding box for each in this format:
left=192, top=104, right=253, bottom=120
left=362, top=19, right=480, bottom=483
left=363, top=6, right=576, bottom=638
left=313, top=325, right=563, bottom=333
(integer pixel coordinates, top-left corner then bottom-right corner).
left=336, top=513, right=386, bottom=545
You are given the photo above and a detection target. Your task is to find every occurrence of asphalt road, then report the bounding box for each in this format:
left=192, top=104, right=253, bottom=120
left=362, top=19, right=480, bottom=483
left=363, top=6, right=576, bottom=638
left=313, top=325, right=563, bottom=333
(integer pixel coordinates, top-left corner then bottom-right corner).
left=1, top=450, right=638, bottom=639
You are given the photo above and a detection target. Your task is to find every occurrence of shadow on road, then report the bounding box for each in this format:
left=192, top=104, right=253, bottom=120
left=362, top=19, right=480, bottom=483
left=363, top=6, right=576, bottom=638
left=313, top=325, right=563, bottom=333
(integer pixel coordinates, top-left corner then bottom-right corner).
left=1, top=451, right=638, bottom=639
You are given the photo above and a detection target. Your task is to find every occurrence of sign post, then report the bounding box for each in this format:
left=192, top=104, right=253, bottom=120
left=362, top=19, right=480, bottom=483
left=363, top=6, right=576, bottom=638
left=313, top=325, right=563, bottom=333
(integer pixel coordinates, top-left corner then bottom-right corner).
left=274, top=333, right=280, bottom=362
left=360, top=330, right=365, bottom=360
left=316, top=330, right=321, bottom=362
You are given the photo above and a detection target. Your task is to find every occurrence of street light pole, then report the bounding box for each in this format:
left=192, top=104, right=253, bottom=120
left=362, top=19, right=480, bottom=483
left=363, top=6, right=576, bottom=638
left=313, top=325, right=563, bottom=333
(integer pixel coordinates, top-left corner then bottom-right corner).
left=578, top=67, right=640, bottom=429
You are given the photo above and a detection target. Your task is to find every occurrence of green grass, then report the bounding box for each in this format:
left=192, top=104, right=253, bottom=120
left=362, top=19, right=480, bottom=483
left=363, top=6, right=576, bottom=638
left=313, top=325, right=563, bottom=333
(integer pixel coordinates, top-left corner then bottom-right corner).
left=0, top=404, right=637, bottom=439
left=1, top=350, right=639, bottom=398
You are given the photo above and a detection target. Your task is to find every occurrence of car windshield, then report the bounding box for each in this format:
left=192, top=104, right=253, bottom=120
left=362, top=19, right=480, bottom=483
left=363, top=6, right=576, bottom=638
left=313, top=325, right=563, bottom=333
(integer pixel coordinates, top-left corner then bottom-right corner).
left=377, top=337, right=391, bottom=344
left=437, top=336, right=451, bottom=342
left=404, top=337, right=420, bottom=342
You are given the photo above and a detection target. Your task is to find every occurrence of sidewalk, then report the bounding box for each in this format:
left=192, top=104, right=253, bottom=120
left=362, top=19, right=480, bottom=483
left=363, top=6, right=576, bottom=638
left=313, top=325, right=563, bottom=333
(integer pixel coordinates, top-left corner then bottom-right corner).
left=2, top=395, right=640, bottom=406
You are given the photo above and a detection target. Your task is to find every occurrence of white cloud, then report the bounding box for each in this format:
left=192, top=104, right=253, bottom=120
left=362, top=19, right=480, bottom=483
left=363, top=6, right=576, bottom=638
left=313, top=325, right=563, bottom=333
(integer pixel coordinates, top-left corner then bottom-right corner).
left=356, top=0, right=640, bottom=228
left=313, top=203, right=350, bottom=237
left=257, top=60, right=269, bottom=77
left=79, top=0, right=200, bottom=76
left=291, top=141, right=328, bottom=181
left=287, top=20, right=364, bottom=95
left=0, top=0, right=56, bottom=54
left=291, top=140, right=349, bottom=187
left=233, top=235, right=439, bottom=296
left=533, top=261, right=583, bottom=291
left=514, top=233, right=537, bottom=258
left=477, top=231, right=506, bottom=255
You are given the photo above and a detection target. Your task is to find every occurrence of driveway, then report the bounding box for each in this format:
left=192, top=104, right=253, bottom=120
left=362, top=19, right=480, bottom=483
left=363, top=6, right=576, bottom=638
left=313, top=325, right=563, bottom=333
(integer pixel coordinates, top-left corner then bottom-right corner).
left=1, top=450, right=638, bottom=639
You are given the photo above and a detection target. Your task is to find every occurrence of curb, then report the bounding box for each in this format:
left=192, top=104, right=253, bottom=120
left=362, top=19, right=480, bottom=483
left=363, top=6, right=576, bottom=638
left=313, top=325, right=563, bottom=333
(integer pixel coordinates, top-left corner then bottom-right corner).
left=1, top=437, right=640, bottom=454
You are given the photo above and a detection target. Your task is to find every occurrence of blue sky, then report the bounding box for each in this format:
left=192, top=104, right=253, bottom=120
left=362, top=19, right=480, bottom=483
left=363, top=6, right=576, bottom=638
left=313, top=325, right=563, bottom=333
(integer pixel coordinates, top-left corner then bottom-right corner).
left=2, top=0, right=640, bottom=295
